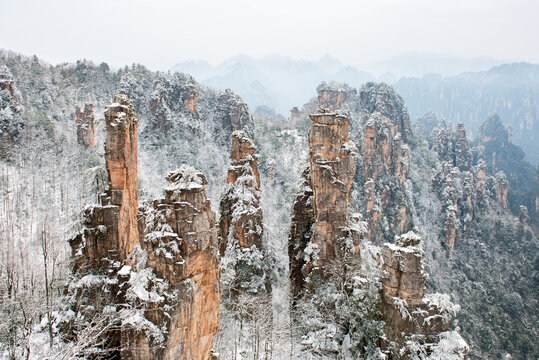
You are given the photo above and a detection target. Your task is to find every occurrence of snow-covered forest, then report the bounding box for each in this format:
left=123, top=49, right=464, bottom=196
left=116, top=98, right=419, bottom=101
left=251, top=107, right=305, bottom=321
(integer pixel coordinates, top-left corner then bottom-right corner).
left=0, top=49, right=537, bottom=360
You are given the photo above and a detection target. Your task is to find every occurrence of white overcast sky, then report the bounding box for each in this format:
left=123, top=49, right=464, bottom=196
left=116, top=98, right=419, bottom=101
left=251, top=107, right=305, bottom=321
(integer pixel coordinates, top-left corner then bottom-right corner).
left=1, top=0, right=538, bottom=70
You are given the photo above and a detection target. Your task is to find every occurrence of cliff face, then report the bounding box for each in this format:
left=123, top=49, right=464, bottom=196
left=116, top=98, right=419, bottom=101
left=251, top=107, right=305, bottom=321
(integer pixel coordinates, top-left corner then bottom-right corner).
left=218, top=131, right=268, bottom=295
left=75, top=104, right=95, bottom=147
left=359, top=83, right=413, bottom=244
left=67, top=95, right=220, bottom=360
left=289, top=109, right=360, bottom=298
left=309, top=110, right=358, bottom=266
left=136, top=166, right=220, bottom=360
left=381, top=232, right=467, bottom=358
left=104, top=95, right=140, bottom=261
left=219, top=131, right=262, bottom=255
left=214, top=89, right=255, bottom=146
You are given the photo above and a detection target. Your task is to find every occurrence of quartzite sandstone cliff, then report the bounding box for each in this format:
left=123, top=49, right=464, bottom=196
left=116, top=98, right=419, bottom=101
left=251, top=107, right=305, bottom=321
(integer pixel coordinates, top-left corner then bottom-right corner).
left=67, top=95, right=220, bottom=359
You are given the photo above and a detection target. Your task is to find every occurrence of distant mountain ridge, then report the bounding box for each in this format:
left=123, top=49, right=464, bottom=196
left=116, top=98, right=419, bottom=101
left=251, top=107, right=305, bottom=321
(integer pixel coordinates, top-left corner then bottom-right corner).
left=171, top=54, right=539, bottom=161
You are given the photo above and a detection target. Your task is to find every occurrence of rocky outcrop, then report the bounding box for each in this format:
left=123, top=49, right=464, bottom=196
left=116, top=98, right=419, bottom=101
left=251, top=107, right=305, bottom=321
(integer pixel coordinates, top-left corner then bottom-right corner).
left=381, top=231, right=466, bottom=358
left=289, top=109, right=360, bottom=297
left=70, top=95, right=139, bottom=266
left=67, top=95, right=220, bottom=359
left=181, top=84, right=198, bottom=114
left=316, top=82, right=355, bottom=111
left=290, top=106, right=300, bottom=120
left=219, top=131, right=262, bottom=255
left=218, top=131, right=268, bottom=295
left=454, top=123, right=473, bottom=171
left=214, top=89, right=254, bottom=146
left=359, top=82, right=411, bottom=142
left=359, top=83, right=412, bottom=244
left=496, top=171, right=509, bottom=209
left=309, top=110, right=358, bottom=266
left=431, top=120, right=472, bottom=172
left=136, top=166, right=220, bottom=360
left=104, top=95, right=140, bottom=261
left=288, top=167, right=314, bottom=301
left=75, top=104, right=95, bottom=148
left=147, top=73, right=201, bottom=133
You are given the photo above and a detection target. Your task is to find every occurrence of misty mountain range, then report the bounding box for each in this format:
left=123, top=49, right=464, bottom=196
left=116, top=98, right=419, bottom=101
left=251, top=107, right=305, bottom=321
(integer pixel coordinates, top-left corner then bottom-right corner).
left=172, top=53, right=538, bottom=162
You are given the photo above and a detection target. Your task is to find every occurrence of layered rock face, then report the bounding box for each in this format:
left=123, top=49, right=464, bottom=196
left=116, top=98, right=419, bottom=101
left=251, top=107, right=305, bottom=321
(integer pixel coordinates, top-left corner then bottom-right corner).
left=136, top=166, right=220, bottom=360
left=359, top=83, right=413, bottom=244
left=316, top=82, right=355, bottom=111
left=147, top=73, right=201, bottom=133
left=75, top=104, right=95, bottom=147
left=68, top=95, right=220, bottom=360
left=381, top=232, right=465, bottom=358
left=104, top=94, right=139, bottom=261
left=309, top=110, right=358, bottom=266
left=71, top=95, right=139, bottom=266
left=218, top=131, right=268, bottom=295
left=214, top=88, right=255, bottom=145
left=289, top=110, right=360, bottom=297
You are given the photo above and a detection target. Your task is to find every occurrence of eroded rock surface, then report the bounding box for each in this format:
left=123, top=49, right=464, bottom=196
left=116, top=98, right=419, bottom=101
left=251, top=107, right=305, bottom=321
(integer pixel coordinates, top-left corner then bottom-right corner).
left=218, top=130, right=269, bottom=296
left=381, top=232, right=467, bottom=358
left=75, top=104, right=95, bottom=147
left=67, top=95, right=220, bottom=360
left=214, top=88, right=254, bottom=146
left=289, top=109, right=360, bottom=297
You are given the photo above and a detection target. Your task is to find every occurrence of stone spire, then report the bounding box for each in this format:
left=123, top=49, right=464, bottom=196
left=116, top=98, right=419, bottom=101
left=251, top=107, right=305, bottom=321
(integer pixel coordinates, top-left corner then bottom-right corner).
left=104, top=94, right=140, bottom=261
left=75, top=104, right=96, bottom=147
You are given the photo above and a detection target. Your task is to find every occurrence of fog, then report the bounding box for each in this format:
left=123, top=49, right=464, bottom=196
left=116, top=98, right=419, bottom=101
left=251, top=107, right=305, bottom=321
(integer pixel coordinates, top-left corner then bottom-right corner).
left=1, top=0, right=538, bottom=70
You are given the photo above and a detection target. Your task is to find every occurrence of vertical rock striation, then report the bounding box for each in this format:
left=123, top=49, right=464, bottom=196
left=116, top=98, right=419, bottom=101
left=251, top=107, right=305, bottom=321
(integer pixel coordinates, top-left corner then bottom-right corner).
left=136, top=165, right=220, bottom=360
left=67, top=95, right=220, bottom=360
left=308, top=110, right=357, bottom=268
left=218, top=130, right=268, bottom=295
left=289, top=109, right=360, bottom=298
left=359, top=83, right=412, bottom=244
left=214, top=89, right=254, bottom=146
left=104, top=94, right=140, bottom=261
left=381, top=231, right=466, bottom=358
left=316, top=82, right=355, bottom=111
left=75, top=104, right=96, bottom=148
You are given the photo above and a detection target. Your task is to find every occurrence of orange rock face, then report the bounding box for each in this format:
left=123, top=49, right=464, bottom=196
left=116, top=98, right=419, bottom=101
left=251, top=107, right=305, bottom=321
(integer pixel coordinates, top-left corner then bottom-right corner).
left=182, top=84, right=198, bottom=114
left=138, top=166, right=220, bottom=360
left=381, top=232, right=460, bottom=357
left=362, top=111, right=411, bottom=243
left=104, top=94, right=140, bottom=261
left=496, top=171, right=508, bottom=209
left=318, top=89, right=346, bottom=110
left=69, top=96, right=220, bottom=360
left=382, top=231, right=424, bottom=305
left=288, top=110, right=360, bottom=300
left=75, top=104, right=95, bottom=148
left=308, top=110, right=357, bottom=267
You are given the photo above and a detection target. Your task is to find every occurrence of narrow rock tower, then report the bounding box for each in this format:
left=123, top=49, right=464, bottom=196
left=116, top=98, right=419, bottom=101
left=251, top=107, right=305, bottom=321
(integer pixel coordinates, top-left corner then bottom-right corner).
left=75, top=104, right=96, bottom=148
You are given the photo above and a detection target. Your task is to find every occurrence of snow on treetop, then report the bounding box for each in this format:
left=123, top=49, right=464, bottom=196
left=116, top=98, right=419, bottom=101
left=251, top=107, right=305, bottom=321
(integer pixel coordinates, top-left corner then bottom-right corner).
left=395, top=230, right=422, bottom=247
left=165, top=164, right=206, bottom=191
left=316, top=80, right=352, bottom=93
